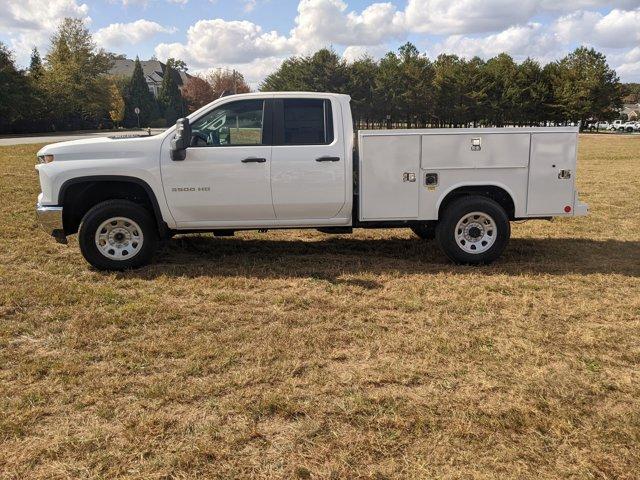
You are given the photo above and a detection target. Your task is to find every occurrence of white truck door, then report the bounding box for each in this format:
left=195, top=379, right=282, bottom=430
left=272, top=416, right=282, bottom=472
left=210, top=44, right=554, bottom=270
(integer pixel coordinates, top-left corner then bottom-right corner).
left=359, top=133, right=420, bottom=220
left=527, top=132, right=577, bottom=216
left=161, top=99, right=276, bottom=225
left=270, top=98, right=345, bottom=220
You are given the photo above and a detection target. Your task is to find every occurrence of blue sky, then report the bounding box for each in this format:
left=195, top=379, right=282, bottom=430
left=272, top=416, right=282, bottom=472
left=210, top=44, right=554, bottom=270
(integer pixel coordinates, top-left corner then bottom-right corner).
left=2, top=0, right=639, bottom=85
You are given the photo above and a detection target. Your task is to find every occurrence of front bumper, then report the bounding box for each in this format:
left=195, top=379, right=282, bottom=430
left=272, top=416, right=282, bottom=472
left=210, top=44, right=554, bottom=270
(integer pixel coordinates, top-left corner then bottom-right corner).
left=36, top=203, right=67, bottom=244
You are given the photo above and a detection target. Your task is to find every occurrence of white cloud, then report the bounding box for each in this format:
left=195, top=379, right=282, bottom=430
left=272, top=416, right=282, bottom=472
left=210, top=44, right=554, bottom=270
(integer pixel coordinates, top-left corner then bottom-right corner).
left=434, top=23, right=559, bottom=62
left=0, top=0, right=90, bottom=64
left=155, top=19, right=290, bottom=67
left=195, top=56, right=286, bottom=89
left=290, top=0, right=405, bottom=53
left=243, top=0, right=257, bottom=12
left=94, top=20, right=177, bottom=49
left=98, top=0, right=639, bottom=84
left=553, top=8, right=640, bottom=48
left=342, top=44, right=389, bottom=61
left=404, top=0, right=539, bottom=35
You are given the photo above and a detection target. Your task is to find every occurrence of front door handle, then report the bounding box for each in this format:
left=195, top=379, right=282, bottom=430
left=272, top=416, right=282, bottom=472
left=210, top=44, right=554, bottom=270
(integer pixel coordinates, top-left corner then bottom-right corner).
left=241, top=157, right=267, bottom=163
left=316, top=156, right=340, bottom=162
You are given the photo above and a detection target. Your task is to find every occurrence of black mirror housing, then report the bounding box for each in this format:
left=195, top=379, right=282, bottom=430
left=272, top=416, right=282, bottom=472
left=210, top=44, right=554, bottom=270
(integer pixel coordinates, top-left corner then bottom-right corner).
left=170, top=118, right=191, bottom=161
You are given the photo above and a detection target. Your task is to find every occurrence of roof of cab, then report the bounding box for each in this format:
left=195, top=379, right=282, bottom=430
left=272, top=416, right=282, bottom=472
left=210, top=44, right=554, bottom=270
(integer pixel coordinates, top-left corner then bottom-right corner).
left=218, top=91, right=351, bottom=101
left=186, top=91, right=351, bottom=121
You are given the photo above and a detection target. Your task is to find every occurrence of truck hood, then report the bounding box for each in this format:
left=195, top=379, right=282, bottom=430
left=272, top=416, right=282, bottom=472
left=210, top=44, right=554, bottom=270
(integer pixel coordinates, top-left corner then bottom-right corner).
left=36, top=134, right=169, bottom=162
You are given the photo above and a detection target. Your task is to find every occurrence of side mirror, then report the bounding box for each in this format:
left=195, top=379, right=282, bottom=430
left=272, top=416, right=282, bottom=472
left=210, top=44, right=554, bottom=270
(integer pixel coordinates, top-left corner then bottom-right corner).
left=170, top=118, right=191, bottom=161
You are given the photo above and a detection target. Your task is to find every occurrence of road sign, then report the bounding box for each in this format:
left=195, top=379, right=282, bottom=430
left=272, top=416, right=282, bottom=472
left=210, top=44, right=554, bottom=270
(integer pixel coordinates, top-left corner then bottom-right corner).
left=134, top=107, right=140, bottom=115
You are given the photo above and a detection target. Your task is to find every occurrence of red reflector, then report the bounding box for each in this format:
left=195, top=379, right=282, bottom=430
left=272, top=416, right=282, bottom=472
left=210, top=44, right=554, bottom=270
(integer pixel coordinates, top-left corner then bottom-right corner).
left=564, top=205, right=572, bottom=213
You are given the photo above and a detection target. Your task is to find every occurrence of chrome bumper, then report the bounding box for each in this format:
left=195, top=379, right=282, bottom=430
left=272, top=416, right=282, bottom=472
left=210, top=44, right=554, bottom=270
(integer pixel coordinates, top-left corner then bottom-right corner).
left=36, top=203, right=67, bottom=244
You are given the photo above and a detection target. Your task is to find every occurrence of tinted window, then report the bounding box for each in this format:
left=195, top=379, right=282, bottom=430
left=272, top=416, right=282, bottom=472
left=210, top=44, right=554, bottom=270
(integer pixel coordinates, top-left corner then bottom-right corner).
left=283, top=99, right=333, bottom=145
left=190, top=99, right=264, bottom=147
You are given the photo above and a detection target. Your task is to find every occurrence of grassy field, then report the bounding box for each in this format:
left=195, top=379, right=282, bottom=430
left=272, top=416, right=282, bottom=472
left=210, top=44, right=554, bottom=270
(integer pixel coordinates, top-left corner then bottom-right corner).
left=0, top=135, right=639, bottom=479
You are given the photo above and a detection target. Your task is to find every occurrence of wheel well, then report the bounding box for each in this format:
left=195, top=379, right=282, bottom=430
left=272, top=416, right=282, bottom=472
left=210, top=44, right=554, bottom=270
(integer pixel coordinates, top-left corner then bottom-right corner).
left=60, top=179, right=162, bottom=235
left=438, top=186, right=515, bottom=220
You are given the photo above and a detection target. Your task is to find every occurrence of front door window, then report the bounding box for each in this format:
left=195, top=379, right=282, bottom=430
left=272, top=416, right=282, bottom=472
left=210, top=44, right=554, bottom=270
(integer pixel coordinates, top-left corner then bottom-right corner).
left=190, top=99, right=265, bottom=147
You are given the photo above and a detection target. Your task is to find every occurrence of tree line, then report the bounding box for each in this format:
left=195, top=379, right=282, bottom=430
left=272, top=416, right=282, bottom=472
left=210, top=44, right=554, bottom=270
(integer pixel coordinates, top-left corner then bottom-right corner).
left=261, top=43, right=624, bottom=128
left=0, top=18, right=249, bottom=134
left=0, top=19, right=631, bottom=134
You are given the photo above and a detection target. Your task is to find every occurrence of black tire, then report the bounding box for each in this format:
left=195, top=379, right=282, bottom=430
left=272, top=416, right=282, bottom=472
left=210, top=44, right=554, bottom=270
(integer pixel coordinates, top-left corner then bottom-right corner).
left=78, top=200, right=158, bottom=270
left=411, top=223, right=436, bottom=240
left=436, top=196, right=510, bottom=265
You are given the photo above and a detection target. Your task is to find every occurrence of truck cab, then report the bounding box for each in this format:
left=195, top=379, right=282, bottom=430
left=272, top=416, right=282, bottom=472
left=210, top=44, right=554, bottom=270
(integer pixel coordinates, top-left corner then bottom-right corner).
left=35, top=92, right=587, bottom=270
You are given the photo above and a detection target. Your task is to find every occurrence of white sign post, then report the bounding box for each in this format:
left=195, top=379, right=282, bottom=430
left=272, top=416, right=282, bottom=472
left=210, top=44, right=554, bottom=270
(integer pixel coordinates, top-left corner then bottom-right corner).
left=134, top=107, right=141, bottom=128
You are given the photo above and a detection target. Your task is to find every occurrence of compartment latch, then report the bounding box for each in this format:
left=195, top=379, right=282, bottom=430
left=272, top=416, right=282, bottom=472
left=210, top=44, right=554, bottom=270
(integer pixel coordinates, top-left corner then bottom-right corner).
left=403, top=172, right=416, bottom=182
left=558, top=169, right=572, bottom=179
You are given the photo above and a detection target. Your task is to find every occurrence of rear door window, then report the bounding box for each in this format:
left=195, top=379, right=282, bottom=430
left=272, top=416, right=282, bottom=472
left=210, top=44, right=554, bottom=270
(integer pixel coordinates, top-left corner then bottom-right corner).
left=280, top=99, right=334, bottom=145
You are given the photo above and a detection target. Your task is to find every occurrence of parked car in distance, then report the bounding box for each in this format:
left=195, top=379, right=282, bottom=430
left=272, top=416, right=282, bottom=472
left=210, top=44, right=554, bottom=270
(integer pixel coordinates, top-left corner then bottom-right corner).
left=585, top=121, right=610, bottom=131
left=35, top=92, right=588, bottom=270
left=609, top=120, right=624, bottom=131
left=620, top=121, right=639, bottom=132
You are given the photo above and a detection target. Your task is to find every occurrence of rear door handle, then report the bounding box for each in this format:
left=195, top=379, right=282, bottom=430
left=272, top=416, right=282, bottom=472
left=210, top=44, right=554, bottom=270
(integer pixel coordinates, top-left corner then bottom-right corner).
left=316, top=156, right=340, bottom=162
left=241, top=157, right=267, bottom=163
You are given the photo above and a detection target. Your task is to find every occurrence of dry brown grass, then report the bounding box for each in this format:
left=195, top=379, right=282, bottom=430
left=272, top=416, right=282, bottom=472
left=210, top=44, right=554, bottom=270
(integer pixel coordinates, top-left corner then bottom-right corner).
left=0, top=135, right=639, bottom=479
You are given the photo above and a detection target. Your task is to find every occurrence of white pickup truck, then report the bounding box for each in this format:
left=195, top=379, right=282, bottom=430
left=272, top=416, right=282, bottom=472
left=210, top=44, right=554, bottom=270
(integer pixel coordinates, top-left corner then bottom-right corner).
left=36, top=92, right=588, bottom=270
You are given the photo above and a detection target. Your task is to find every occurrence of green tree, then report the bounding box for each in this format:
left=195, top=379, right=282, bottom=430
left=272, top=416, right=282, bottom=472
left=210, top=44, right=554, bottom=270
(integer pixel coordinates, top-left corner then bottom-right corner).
left=511, top=58, right=552, bottom=125
left=29, top=48, right=44, bottom=79
left=432, top=54, right=468, bottom=126
left=124, top=57, right=158, bottom=127
left=347, top=56, right=378, bottom=127
left=166, top=57, right=188, bottom=72
left=157, top=63, right=183, bottom=126
left=42, top=18, right=114, bottom=129
left=481, top=53, right=518, bottom=126
left=375, top=51, right=404, bottom=125
left=551, top=47, right=622, bottom=124
left=261, top=48, right=349, bottom=93
left=0, top=43, right=34, bottom=132
left=397, top=42, right=434, bottom=127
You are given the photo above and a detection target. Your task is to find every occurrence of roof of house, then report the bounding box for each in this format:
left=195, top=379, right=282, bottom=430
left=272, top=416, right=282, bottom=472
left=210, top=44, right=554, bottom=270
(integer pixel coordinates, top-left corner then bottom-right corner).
left=109, top=58, right=191, bottom=87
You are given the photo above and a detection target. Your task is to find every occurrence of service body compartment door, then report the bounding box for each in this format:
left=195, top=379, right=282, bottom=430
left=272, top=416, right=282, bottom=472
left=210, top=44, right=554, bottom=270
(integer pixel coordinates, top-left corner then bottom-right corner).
left=359, top=134, right=420, bottom=220
left=421, top=133, right=530, bottom=169
left=527, top=133, right=577, bottom=215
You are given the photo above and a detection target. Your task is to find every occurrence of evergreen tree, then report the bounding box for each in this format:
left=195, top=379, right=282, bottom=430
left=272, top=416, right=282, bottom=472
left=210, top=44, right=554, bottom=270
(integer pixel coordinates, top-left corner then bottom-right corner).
left=124, top=57, right=158, bottom=127
left=551, top=47, right=621, bottom=124
left=347, top=56, right=378, bottom=127
left=29, top=48, right=44, bottom=79
left=398, top=43, right=434, bottom=127
left=0, top=43, right=33, bottom=132
left=375, top=52, right=404, bottom=125
left=157, top=63, right=183, bottom=126
left=260, top=48, right=348, bottom=93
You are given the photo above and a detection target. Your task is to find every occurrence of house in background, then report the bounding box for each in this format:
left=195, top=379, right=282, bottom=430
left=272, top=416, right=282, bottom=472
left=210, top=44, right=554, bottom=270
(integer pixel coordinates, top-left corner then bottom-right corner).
left=109, top=59, right=191, bottom=98
left=621, top=103, right=640, bottom=121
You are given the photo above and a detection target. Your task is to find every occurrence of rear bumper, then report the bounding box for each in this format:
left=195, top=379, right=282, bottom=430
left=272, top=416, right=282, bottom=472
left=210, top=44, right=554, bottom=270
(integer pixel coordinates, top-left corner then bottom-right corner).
left=574, top=200, right=589, bottom=216
left=574, top=191, right=588, bottom=216
left=36, top=203, right=67, bottom=244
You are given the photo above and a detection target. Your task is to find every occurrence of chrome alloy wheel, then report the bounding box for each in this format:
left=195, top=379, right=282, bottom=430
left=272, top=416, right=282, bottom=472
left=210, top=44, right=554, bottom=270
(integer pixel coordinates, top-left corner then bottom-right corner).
left=94, top=217, right=144, bottom=260
left=454, top=211, right=497, bottom=254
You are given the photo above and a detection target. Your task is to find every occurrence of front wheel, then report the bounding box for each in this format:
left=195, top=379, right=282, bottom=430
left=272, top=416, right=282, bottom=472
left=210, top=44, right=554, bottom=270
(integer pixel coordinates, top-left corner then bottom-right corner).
left=436, top=196, right=510, bottom=265
left=78, top=200, right=158, bottom=270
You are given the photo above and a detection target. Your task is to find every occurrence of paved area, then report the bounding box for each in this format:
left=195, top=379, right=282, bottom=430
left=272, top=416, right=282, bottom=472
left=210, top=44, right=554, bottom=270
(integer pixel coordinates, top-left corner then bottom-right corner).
left=0, top=129, right=167, bottom=146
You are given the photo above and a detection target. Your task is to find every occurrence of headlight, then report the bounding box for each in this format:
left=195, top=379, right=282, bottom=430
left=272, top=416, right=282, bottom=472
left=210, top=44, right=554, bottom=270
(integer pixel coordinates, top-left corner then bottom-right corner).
left=38, top=155, right=54, bottom=164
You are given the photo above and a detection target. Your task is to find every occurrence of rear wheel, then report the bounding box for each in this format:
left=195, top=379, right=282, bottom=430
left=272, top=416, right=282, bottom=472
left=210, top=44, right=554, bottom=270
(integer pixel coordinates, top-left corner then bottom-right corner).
left=79, top=200, right=158, bottom=270
left=436, top=196, right=510, bottom=265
